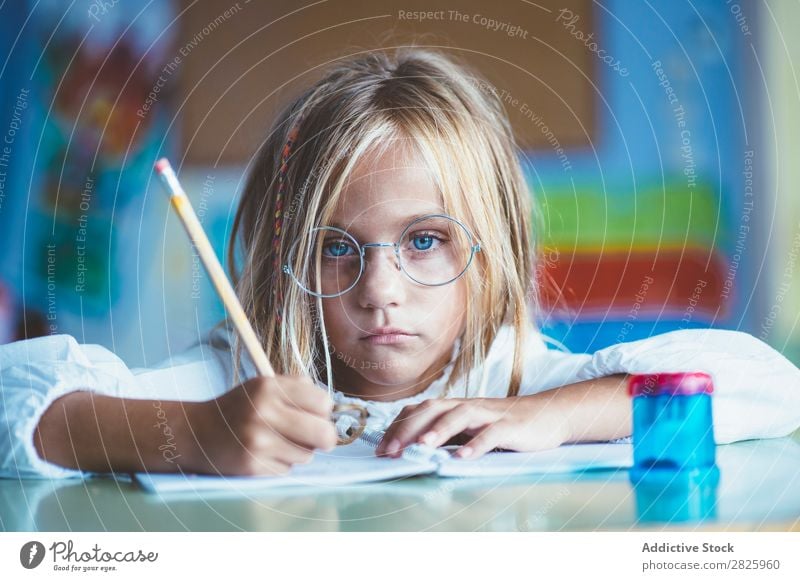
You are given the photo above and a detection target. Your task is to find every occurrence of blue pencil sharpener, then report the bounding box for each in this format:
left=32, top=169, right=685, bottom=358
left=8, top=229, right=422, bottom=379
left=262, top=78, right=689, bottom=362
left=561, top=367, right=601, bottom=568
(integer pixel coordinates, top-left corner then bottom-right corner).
left=628, top=372, right=720, bottom=523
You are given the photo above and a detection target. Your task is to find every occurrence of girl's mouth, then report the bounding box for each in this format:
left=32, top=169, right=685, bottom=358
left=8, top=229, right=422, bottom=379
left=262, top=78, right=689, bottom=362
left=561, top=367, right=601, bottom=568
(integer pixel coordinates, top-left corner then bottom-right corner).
left=360, top=326, right=417, bottom=345
left=360, top=333, right=417, bottom=345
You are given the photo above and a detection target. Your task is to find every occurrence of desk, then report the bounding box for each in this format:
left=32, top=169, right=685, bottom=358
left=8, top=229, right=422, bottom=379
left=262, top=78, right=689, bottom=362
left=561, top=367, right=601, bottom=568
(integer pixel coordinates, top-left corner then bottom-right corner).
left=1, top=435, right=798, bottom=531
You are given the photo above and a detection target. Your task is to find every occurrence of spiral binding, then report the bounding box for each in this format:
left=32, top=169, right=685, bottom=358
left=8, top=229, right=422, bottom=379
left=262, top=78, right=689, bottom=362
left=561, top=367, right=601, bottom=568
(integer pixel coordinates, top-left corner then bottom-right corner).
left=355, top=426, right=450, bottom=463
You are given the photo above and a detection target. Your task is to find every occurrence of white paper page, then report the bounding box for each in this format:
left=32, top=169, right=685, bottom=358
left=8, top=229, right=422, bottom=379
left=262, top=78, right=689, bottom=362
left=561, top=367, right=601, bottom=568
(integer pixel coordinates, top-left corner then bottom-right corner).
left=435, top=443, right=633, bottom=478
left=134, top=439, right=437, bottom=494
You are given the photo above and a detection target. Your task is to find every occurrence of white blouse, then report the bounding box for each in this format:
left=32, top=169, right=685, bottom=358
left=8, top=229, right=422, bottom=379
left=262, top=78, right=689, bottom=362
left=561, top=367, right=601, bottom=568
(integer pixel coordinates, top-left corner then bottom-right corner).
left=1, top=323, right=799, bottom=479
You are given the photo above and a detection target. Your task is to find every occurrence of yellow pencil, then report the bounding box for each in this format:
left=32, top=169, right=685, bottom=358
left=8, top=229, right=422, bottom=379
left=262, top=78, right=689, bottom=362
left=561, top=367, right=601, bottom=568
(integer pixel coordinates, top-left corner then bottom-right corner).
left=154, top=158, right=275, bottom=378
left=154, top=158, right=366, bottom=444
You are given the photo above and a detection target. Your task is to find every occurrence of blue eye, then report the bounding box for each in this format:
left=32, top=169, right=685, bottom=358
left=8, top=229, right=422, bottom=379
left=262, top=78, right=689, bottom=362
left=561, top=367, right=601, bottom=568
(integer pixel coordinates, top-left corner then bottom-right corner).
left=411, top=233, right=443, bottom=252
left=323, top=241, right=354, bottom=257
left=412, top=235, right=435, bottom=251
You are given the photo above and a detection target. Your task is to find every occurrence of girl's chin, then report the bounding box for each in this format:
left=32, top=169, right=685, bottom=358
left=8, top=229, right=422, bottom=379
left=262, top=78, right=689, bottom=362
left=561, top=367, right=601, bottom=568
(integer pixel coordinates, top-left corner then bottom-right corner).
left=351, top=364, right=411, bottom=385
left=332, top=347, right=411, bottom=374
left=347, top=364, right=424, bottom=391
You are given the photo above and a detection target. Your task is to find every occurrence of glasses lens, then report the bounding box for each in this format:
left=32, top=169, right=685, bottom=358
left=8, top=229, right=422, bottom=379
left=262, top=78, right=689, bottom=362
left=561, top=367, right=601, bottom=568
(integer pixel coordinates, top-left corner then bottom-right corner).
left=288, top=227, right=362, bottom=297
left=398, top=216, right=474, bottom=286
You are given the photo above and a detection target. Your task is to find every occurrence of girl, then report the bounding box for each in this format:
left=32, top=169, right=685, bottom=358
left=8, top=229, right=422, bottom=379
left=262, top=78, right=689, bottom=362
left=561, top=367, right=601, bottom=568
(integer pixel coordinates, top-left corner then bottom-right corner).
left=2, top=49, right=799, bottom=479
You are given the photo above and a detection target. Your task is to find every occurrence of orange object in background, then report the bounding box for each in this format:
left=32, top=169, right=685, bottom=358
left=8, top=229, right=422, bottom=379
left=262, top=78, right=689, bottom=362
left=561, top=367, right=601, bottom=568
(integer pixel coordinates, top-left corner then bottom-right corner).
left=537, top=248, right=728, bottom=321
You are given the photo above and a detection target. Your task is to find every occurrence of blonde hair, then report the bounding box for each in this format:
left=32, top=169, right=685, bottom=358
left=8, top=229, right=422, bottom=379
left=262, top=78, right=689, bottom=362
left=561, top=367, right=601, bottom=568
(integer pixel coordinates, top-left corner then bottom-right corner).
left=229, top=48, right=535, bottom=397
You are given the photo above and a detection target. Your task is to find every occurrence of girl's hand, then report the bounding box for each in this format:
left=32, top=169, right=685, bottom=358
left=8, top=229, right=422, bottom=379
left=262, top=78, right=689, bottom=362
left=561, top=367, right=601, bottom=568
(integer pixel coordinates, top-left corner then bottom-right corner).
left=375, top=396, right=572, bottom=459
left=186, top=375, right=338, bottom=476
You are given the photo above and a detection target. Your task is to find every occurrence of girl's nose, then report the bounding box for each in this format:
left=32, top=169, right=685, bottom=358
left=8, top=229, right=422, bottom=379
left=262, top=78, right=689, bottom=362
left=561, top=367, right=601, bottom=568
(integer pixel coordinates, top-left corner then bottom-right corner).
left=355, top=247, right=406, bottom=309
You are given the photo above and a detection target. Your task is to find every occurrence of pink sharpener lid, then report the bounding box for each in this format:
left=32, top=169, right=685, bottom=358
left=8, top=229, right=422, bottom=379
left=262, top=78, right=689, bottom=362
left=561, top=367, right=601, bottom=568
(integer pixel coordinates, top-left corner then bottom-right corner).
left=628, top=372, right=714, bottom=397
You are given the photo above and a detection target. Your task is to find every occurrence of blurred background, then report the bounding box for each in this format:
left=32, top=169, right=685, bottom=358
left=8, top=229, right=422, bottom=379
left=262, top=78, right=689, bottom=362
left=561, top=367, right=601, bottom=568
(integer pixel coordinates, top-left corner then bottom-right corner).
left=0, top=0, right=798, bottom=368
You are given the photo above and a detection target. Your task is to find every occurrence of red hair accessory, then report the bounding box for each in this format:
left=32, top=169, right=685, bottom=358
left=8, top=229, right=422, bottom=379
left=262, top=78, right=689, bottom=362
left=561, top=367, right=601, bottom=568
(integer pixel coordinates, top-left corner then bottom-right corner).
left=272, top=115, right=304, bottom=323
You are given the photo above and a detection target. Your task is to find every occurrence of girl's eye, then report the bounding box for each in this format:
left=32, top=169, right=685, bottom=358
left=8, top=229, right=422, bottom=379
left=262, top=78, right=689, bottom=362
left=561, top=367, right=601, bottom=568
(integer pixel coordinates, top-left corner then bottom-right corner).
left=407, top=232, right=444, bottom=252
left=412, top=234, right=435, bottom=251
left=323, top=240, right=355, bottom=258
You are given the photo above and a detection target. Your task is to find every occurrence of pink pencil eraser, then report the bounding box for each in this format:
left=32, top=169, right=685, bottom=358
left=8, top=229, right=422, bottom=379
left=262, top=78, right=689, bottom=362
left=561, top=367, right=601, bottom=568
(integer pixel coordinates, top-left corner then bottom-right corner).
left=154, top=158, right=171, bottom=174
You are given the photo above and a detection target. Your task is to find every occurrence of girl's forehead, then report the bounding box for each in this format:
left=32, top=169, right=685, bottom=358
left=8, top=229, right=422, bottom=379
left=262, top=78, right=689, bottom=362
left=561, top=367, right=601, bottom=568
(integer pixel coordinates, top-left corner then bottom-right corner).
left=329, top=149, right=445, bottom=230
left=328, top=208, right=445, bottom=234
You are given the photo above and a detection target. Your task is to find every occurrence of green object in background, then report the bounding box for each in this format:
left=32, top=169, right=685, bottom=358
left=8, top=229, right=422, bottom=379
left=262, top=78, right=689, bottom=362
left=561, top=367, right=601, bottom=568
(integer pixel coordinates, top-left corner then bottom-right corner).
left=767, top=0, right=800, bottom=367
left=533, top=178, right=722, bottom=252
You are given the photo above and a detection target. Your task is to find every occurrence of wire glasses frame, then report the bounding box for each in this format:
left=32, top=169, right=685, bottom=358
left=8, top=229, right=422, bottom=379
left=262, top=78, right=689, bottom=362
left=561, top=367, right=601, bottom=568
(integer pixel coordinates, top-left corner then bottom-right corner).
left=282, top=214, right=482, bottom=298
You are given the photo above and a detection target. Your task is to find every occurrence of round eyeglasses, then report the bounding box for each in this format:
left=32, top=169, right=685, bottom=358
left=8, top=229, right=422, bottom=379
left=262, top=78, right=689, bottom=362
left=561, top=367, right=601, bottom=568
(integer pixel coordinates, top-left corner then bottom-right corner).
left=282, top=214, right=482, bottom=298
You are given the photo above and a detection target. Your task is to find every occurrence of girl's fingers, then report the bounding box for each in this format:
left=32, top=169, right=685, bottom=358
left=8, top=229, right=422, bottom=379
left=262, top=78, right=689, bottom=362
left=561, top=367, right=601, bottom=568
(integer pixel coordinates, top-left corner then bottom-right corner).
left=418, top=403, right=491, bottom=448
left=248, top=458, right=293, bottom=477
left=279, top=377, right=334, bottom=417
left=272, top=404, right=338, bottom=451
left=457, top=424, right=505, bottom=459
left=269, top=437, right=316, bottom=467
left=376, top=407, right=421, bottom=456
left=377, top=400, right=459, bottom=456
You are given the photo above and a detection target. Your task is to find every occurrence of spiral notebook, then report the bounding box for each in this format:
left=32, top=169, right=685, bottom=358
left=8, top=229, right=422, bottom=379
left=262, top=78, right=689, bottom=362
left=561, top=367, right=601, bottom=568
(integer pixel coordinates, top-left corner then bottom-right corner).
left=134, top=427, right=632, bottom=494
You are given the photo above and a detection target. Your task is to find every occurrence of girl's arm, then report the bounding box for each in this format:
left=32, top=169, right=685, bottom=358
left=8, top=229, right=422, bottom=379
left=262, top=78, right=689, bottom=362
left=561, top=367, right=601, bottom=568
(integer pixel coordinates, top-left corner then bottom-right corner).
left=34, top=391, right=195, bottom=474
left=33, top=376, right=337, bottom=476
left=379, top=327, right=800, bottom=458
left=543, top=373, right=631, bottom=442
left=1, top=334, right=336, bottom=478
left=376, top=374, right=630, bottom=458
